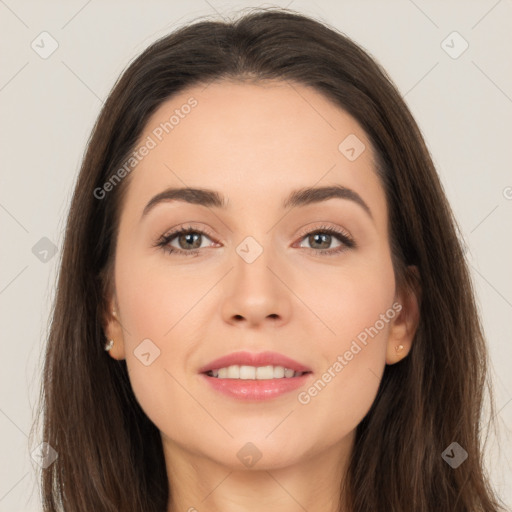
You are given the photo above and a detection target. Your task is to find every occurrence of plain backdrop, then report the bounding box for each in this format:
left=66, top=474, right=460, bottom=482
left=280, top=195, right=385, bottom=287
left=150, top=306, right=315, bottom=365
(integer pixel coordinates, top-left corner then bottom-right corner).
left=0, top=1, right=511, bottom=510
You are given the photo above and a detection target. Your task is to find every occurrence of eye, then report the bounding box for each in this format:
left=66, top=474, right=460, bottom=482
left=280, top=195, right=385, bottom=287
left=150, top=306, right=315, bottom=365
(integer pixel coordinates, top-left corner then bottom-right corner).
left=155, top=223, right=355, bottom=257
left=155, top=225, right=218, bottom=257
left=296, top=224, right=356, bottom=256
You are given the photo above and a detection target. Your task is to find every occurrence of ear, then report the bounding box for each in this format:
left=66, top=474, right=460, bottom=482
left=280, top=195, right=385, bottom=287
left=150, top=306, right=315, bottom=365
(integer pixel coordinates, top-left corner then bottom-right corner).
left=103, top=294, right=126, bottom=360
left=385, top=265, right=421, bottom=365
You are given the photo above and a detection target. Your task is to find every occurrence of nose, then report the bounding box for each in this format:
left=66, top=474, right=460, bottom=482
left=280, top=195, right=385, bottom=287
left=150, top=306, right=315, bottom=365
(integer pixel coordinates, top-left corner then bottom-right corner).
left=220, top=246, right=292, bottom=329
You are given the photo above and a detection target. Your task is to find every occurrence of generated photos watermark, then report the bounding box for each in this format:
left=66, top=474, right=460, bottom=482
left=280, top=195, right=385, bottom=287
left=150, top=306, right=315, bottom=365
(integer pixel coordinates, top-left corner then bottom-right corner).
left=93, top=96, right=198, bottom=200
left=297, top=301, right=402, bottom=405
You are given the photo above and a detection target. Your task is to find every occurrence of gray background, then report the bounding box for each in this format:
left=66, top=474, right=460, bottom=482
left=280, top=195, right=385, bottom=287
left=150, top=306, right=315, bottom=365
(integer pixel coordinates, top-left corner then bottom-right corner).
left=0, top=0, right=511, bottom=510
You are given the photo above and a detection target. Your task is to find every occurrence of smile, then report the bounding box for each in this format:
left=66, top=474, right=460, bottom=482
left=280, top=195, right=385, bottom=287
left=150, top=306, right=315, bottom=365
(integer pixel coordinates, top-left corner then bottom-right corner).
left=206, top=365, right=309, bottom=379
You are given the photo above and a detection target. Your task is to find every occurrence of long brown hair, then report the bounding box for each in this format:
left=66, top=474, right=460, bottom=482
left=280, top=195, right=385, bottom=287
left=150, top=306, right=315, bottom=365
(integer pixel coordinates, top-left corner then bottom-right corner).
left=31, top=7, right=506, bottom=511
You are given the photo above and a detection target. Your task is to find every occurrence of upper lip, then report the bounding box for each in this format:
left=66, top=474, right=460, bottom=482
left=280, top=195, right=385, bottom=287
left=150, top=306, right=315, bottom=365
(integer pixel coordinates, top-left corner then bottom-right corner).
left=199, top=351, right=312, bottom=373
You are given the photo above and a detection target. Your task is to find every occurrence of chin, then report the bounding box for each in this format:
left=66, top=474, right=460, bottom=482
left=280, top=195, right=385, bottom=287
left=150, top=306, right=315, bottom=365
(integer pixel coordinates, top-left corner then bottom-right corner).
left=203, top=435, right=311, bottom=471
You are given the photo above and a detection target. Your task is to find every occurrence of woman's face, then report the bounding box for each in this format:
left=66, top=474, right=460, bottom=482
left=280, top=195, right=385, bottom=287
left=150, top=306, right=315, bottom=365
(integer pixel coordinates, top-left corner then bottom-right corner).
left=106, top=80, right=416, bottom=471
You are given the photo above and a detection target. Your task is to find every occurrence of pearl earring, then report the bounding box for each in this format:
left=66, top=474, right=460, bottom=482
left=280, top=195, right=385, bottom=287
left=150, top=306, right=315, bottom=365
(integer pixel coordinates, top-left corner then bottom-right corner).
left=395, top=344, right=404, bottom=352
left=104, top=339, right=114, bottom=351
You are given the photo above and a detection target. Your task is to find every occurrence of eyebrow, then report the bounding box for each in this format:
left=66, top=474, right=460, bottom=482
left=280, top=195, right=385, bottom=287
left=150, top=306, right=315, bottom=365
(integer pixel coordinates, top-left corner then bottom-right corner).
left=141, top=184, right=373, bottom=220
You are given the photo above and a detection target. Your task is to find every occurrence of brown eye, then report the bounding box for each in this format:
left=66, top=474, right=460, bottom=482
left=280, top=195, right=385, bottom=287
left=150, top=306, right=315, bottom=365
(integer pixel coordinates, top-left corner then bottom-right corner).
left=305, top=232, right=340, bottom=250
left=296, top=226, right=355, bottom=256
left=156, top=226, right=217, bottom=257
left=175, top=232, right=204, bottom=250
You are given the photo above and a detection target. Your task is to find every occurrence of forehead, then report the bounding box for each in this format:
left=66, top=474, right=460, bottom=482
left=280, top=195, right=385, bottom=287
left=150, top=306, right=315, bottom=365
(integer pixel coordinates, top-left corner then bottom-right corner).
left=120, top=80, right=386, bottom=224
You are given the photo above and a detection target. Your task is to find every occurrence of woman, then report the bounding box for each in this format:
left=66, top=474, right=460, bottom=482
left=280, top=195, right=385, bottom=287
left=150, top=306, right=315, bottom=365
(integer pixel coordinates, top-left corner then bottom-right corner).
left=32, top=7, right=506, bottom=511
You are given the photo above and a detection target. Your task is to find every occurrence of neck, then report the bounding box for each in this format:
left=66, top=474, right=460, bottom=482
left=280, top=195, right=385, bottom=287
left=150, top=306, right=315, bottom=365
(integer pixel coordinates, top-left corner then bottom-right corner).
left=163, top=432, right=354, bottom=512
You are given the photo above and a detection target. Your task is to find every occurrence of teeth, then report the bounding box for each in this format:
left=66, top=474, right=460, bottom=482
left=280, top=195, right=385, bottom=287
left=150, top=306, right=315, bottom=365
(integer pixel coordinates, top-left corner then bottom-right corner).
left=207, top=364, right=305, bottom=379
left=273, top=366, right=285, bottom=378
left=284, top=368, right=295, bottom=378
left=239, top=365, right=256, bottom=379
left=227, top=365, right=239, bottom=378
left=256, top=365, right=274, bottom=379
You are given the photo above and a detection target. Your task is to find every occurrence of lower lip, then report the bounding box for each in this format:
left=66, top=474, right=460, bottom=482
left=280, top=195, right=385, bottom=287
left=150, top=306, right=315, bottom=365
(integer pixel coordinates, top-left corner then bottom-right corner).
left=200, top=373, right=312, bottom=401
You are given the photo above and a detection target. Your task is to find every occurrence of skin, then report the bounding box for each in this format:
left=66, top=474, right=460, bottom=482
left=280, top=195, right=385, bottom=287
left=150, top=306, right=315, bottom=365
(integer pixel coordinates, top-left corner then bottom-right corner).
left=104, top=80, right=420, bottom=512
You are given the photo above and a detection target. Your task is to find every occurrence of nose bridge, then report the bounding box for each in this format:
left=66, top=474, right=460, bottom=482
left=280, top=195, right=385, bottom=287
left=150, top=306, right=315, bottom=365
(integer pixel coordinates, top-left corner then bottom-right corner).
left=221, top=233, right=291, bottom=326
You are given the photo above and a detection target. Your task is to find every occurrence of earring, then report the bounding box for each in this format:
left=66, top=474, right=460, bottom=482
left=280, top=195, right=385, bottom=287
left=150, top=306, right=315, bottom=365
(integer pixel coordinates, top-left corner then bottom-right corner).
left=104, top=339, right=114, bottom=351
left=395, top=344, right=404, bottom=352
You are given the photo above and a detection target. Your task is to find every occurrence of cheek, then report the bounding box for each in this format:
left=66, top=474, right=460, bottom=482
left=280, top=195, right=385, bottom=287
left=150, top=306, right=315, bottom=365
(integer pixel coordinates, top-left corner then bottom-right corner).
left=295, top=342, right=385, bottom=447
left=114, top=245, right=207, bottom=347
left=301, top=245, right=396, bottom=354
left=295, top=250, right=395, bottom=418
left=113, top=249, right=200, bottom=424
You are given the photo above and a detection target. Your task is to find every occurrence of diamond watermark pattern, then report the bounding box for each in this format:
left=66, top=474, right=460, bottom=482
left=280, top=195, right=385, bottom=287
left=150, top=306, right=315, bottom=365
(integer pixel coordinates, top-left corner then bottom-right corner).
left=236, top=236, right=263, bottom=264
left=441, top=31, right=469, bottom=59
left=31, top=31, right=59, bottom=59
left=32, top=237, right=58, bottom=263
left=31, top=442, right=58, bottom=469
left=441, top=441, right=468, bottom=468
left=338, top=134, right=366, bottom=161
left=237, top=442, right=262, bottom=468
left=134, top=338, right=161, bottom=366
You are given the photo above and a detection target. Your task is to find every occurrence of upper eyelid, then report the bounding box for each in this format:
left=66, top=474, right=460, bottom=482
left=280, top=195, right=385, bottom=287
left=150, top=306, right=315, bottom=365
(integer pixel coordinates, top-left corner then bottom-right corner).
left=162, top=223, right=350, bottom=237
left=295, top=223, right=352, bottom=239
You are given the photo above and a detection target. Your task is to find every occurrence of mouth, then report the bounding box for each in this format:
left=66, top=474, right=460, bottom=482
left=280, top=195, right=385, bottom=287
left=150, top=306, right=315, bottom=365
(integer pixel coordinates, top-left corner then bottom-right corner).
left=199, top=350, right=312, bottom=376
left=204, top=365, right=310, bottom=379
left=199, top=351, right=313, bottom=401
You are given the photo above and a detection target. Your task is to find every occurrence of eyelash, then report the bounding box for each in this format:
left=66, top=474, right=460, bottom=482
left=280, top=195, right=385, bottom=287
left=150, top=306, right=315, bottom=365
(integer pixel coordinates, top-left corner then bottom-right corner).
left=154, top=224, right=356, bottom=258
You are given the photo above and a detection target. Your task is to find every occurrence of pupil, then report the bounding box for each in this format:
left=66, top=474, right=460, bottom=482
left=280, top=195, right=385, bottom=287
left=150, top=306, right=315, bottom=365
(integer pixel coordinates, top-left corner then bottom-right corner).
left=311, top=233, right=330, bottom=249
left=180, top=233, right=201, bottom=249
